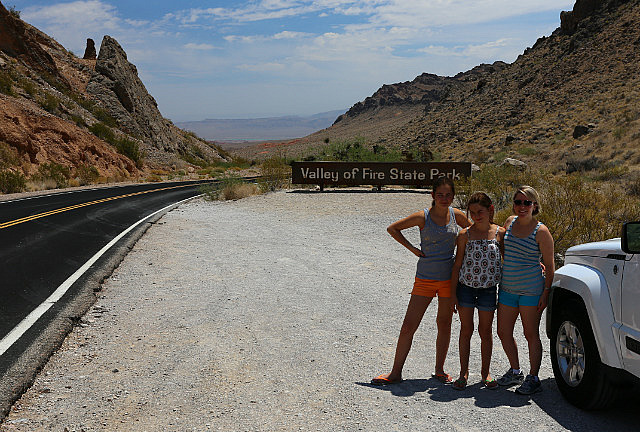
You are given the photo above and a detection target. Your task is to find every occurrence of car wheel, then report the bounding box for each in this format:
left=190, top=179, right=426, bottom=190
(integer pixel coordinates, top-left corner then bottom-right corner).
left=550, top=301, right=618, bottom=409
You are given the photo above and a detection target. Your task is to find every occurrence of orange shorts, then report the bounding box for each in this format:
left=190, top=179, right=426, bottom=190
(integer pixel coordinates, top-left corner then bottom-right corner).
left=411, top=277, right=451, bottom=298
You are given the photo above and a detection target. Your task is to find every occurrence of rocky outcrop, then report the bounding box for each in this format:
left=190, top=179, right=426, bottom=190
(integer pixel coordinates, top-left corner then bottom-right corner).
left=336, top=62, right=507, bottom=123
left=560, top=0, right=631, bottom=34
left=86, top=36, right=225, bottom=163
left=83, top=38, right=96, bottom=60
left=0, top=3, right=67, bottom=86
left=87, top=36, right=178, bottom=152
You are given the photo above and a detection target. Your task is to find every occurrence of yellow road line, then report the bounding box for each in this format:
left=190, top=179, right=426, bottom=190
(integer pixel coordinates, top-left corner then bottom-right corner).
left=0, top=183, right=202, bottom=230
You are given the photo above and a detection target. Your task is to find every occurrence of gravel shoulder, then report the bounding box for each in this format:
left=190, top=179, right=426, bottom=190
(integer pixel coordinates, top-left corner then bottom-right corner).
left=1, top=189, right=638, bottom=431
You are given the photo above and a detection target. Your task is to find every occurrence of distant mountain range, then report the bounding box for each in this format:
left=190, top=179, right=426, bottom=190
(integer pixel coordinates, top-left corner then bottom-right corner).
left=175, top=110, right=346, bottom=142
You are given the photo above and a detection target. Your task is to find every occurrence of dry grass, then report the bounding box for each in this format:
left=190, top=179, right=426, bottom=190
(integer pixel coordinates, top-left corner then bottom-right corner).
left=218, top=183, right=261, bottom=200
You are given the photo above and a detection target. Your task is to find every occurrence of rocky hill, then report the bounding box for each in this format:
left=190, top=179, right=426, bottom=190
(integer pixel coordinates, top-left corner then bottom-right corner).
left=240, top=0, right=640, bottom=182
left=0, top=2, right=227, bottom=190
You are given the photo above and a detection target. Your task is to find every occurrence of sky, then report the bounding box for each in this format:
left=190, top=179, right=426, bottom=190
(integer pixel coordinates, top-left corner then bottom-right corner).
left=9, top=0, right=575, bottom=122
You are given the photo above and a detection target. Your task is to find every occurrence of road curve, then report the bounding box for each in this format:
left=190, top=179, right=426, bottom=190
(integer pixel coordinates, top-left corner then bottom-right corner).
left=0, top=180, right=213, bottom=358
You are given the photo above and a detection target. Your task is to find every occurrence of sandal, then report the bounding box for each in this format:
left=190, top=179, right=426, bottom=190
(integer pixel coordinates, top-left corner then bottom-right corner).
left=432, top=372, right=453, bottom=384
left=453, top=377, right=467, bottom=390
left=371, top=374, right=402, bottom=385
left=482, top=378, right=498, bottom=389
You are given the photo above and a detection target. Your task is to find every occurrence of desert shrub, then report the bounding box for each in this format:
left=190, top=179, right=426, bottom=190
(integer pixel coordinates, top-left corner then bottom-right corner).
left=517, top=147, right=536, bottom=156
left=540, top=176, right=640, bottom=264
left=17, top=77, right=36, bottom=96
left=75, top=164, right=100, bottom=185
left=146, top=174, right=162, bottom=182
left=565, top=156, right=600, bottom=174
left=0, top=141, right=20, bottom=169
left=258, top=156, right=290, bottom=192
left=0, top=70, right=16, bottom=96
left=93, top=108, right=118, bottom=127
left=201, top=175, right=260, bottom=201
left=70, top=114, right=86, bottom=127
left=593, top=164, right=628, bottom=181
left=115, top=137, right=144, bottom=167
left=39, top=93, right=61, bottom=114
left=88, top=122, right=115, bottom=142
left=8, top=5, right=20, bottom=18
left=0, top=170, right=26, bottom=193
left=629, top=176, right=640, bottom=197
left=309, top=137, right=405, bottom=162
left=35, top=162, right=71, bottom=188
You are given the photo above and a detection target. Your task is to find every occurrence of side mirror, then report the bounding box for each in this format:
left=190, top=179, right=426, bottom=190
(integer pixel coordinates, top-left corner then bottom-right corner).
left=622, top=221, right=640, bottom=254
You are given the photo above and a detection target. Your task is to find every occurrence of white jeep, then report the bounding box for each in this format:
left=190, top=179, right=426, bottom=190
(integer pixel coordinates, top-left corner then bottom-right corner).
left=546, top=222, right=640, bottom=409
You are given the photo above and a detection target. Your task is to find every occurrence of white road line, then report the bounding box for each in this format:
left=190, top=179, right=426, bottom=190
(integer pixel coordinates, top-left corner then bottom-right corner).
left=0, top=195, right=200, bottom=356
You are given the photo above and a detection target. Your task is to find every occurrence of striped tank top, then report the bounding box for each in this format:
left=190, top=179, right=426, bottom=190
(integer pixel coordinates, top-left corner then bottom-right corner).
left=415, top=207, right=459, bottom=281
left=501, top=217, right=545, bottom=296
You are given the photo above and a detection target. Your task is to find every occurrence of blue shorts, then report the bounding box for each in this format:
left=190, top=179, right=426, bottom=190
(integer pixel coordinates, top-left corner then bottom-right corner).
left=498, top=289, right=541, bottom=307
left=456, top=283, right=497, bottom=311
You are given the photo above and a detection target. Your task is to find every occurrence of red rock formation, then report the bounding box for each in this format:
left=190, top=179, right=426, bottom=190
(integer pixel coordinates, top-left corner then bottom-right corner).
left=0, top=95, right=138, bottom=178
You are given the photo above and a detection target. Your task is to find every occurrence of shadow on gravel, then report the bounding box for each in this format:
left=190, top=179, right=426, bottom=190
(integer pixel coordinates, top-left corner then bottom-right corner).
left=534, top=379, right=640, bottom=432
left=359, top=378, right=640, bottom=431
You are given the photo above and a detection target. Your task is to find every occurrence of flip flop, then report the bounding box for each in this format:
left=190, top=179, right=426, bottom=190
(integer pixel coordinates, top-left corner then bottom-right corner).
left=453, top=377, right=467, bottom=390
left=431, top=372, right=453, bottom=384
left=371, top=374, right=402, bottom=385
left=482, top=378, right=498, bottom=389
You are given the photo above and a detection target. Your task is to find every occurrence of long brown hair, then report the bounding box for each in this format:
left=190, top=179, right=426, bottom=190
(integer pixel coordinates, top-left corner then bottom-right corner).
left=430, top=177, right=455, bottom=207
left=467, top=191, right=494, bottom=223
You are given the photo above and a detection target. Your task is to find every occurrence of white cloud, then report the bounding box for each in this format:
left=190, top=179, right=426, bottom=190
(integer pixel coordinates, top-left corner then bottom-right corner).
left=184, top=43, right=216, bottom=50
left=418, top=38, right=512, bottom=57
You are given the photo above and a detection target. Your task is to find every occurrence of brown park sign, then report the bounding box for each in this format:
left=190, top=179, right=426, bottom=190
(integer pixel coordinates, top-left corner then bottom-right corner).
left=291, top=162, right=471, bottom=188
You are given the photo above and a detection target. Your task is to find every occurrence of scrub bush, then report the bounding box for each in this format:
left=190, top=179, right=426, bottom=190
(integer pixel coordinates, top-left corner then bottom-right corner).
left=0, top=170, right=26, bottom=193
left=258, top=156, right=290, bottom=192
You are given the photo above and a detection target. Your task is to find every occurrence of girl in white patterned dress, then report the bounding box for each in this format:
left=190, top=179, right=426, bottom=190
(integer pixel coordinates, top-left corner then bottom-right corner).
left=449, top=192, right=505, bottom=389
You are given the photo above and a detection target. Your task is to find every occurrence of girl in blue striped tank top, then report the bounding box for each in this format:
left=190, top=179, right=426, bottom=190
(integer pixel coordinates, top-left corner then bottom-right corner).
left=496, top=186, right=555, bottom=395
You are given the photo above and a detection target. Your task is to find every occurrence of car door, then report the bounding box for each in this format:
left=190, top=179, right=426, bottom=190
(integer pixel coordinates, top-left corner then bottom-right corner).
left=621, top=253, right=640, bottom=378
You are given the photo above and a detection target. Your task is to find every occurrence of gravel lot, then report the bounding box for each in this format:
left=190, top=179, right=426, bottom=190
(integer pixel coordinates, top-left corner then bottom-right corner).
left=1, top=189, right=638, bottom=431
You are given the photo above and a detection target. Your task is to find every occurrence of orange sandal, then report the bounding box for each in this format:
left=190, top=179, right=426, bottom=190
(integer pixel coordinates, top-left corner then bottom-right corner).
left=371, top=374, right=402, bottom=385
left=431, top=372, right=453, bottom=384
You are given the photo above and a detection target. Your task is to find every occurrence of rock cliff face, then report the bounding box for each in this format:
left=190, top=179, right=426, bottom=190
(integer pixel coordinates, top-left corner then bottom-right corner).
left=87, top=36, right=178, bottom=152
left=86, top=36, right=223, bottom=163
left=0, top=3, right=67, bottom=86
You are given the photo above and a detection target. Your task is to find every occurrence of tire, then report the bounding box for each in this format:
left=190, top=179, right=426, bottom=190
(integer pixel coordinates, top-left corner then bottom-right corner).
left=550, top=301, right=618, bottom=409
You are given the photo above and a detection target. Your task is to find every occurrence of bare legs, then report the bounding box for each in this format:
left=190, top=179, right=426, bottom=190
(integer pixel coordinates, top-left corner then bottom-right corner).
left=379, top=294, right=453, bottom=382
left=457, top=306, right=495, bottom=382
left=497, top=303, right=543, bottom=376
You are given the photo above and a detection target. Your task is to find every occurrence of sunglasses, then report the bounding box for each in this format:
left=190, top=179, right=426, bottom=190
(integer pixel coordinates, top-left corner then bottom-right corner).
left=514, top=199, right=534, bottom=206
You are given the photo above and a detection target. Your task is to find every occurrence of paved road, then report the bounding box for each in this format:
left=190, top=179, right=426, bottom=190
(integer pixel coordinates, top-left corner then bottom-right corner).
left=0, top=180, right=212, bottom=370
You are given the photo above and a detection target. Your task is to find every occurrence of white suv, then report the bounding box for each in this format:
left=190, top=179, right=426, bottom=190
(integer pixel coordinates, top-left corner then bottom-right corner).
left=546, top=222, right=640, bottom=409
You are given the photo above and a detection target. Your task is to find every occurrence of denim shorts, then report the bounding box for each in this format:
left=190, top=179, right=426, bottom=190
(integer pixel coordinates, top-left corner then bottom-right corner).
left=498, top=289, right=541, bottom=308
left=456, top=283, right=497, bottom=311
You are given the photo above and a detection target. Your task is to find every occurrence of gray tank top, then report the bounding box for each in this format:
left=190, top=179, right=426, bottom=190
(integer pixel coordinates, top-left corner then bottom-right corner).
left=415, top=207, right=460, bottom=281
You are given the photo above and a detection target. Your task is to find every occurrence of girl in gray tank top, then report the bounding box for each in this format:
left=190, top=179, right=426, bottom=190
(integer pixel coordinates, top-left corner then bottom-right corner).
left=416, top=206, right=460, bottom=281
left=371, top=178, right=470, bottom=386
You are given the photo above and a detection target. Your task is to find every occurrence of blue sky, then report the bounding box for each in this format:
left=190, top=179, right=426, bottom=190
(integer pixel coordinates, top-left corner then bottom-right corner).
left=10, top=0, right=575, bottom=121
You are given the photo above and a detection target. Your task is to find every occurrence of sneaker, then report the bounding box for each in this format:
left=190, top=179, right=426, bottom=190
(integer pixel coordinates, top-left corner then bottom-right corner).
left=497, top=368, right=525, bottom=386
left=515, top=375, right=542, bottom=395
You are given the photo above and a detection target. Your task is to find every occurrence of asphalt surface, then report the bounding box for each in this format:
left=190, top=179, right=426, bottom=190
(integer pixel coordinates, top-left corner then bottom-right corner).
left=0, top=180, right=214, bottom=415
